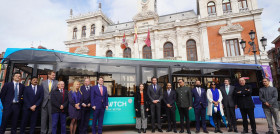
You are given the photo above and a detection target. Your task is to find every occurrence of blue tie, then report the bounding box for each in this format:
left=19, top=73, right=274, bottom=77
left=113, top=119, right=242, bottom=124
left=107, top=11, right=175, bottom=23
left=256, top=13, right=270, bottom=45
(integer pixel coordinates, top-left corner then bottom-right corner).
left=15, top=83, right=18, bottom=102
left=153, top=85, right=156, bottom=93
left=33, top=86, right=36, bottom=94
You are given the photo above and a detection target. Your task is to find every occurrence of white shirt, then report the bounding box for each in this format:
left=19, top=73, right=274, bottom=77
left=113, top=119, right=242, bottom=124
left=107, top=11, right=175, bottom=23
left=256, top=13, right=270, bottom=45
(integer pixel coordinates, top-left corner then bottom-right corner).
left=196, top=87, right=201, bottom=96
left=32, top=85, right=37, bottom=94
left=13, top=81, right=19, bottom=102
left=167, top=89, right=171, bottom=96
left=85, top=85, right=90, bottom=91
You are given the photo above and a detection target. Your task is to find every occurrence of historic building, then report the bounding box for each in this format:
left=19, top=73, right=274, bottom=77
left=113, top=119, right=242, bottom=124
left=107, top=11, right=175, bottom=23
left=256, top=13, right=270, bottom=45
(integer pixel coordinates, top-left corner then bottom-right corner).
left=64, top=0, right=269, bottom=65
left=269, top=27, right=280, bottom=88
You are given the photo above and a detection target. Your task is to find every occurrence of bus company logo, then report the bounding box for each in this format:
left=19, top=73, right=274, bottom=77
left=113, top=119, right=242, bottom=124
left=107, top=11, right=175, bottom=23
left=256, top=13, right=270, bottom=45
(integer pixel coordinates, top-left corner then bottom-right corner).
left=128, top=99, right=132, bottom=104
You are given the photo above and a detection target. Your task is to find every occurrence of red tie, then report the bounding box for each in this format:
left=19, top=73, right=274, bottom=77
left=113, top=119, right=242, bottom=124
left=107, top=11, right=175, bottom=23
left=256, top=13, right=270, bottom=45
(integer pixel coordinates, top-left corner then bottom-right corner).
left=100, top=85, right=103, bottom=96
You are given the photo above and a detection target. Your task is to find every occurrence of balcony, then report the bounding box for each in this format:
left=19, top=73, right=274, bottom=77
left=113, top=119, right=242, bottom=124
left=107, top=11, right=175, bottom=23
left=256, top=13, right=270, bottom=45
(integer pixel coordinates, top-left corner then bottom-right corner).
left=208, top=13, right=217, bottom=17
left=223, top=10, right=232, bottom=15
left=239, top=7, right=249, bottom=12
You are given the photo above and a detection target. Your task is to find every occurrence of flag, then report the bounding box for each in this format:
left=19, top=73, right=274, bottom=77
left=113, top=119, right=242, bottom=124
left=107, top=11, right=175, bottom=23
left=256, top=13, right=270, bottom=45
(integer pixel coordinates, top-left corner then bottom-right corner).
left=145, top=29, right=151, bottom=47
left=134, top=25, right=138, bottom=43
left=121, top=33, right=128, bottom=49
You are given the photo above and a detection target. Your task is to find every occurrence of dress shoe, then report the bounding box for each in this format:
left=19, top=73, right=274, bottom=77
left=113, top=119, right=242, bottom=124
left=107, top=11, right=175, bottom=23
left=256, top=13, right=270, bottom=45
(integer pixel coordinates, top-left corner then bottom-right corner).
left=234, top=129, right=238, bottom=133
left=174, top=130, right=178, bottom=133
left=266, top=131, right=274, bottom=134
left=138, top=129, right=141, bottom=133
left=203, top=130, right=209, bottom=133
left=179, top=130, right=184, bottom=133
left=158, top=129, right=163, bottom=132
left=143, top=129, right=146, bottom=133
left=217, top=129, right=223, bottom=133
left=228, top=128, right=233, bottom=132
left=152, top=129, right=155, bottom=133
left=241, top=130, right=248, bottom=134
left=252, top=131, right=258, bottom=134
left=195, top=130, right=200, bottom=133
left=187, top=131, right=191, bottom=134
left=166, top=129, right=172, bottom=132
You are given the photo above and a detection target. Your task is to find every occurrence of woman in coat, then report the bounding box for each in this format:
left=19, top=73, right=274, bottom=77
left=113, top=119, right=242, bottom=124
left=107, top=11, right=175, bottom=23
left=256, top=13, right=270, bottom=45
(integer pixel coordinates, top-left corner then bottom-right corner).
left=207, top=81, right=224, bottom=133
left=134, top=84, right=149, bottom=133
left=68, top=81, right=82, bottom=134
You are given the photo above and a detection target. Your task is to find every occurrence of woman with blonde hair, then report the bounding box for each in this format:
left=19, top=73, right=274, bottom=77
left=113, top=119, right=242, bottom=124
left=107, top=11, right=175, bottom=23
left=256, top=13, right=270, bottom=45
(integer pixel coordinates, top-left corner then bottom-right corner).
left=68, top=81, right=82, bottom=134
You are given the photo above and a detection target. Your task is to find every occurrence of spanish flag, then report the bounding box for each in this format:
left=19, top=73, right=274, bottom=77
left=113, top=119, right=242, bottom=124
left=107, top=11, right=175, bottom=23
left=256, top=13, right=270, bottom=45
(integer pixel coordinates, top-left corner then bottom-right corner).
left=134, top=25, right=138, bottom=43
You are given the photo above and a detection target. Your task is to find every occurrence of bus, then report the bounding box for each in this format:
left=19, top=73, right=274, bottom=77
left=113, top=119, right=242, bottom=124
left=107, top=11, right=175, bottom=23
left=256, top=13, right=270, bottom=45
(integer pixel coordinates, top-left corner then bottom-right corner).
left=0, top=48, right=266, bottom=126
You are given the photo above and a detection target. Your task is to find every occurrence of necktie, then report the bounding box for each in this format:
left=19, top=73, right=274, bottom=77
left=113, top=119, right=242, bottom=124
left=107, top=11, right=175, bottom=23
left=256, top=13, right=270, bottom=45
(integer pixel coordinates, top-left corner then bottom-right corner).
left=49, top=80, right=52, bottom=92
left=197, top=87, right=201, bottom=97
left=226, top=86, right=229, bottom=95
left=100, top=85, right=103, bottom=96
left=15, top=83, right=18, bottom=102
left=168, top=90, right=170, bottom=96
left=153, top=85, right=156, bottom=93
left=33, top=86, right=36, bottom=94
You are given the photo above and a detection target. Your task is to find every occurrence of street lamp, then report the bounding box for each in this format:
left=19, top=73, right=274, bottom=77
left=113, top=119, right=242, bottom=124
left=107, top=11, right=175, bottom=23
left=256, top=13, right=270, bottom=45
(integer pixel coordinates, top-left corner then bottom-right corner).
left=239, top=30, right=267, bottom=64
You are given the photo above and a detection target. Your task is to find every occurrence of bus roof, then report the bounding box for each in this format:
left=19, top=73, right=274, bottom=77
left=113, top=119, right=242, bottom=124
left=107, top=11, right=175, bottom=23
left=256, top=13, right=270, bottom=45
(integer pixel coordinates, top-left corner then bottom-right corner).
left=2, top=48, right=261, bottom=69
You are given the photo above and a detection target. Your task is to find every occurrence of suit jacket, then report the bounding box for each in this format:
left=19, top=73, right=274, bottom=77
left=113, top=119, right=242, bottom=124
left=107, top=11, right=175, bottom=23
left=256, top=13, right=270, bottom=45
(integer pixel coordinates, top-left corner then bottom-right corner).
left=41, top=79, right=58, bottom=108
left=81, top=85, right=91, bottom=110
left=220, top=85, right=235, bottom=108
left=163, top=89, right=176, bottom=110
left=192, top=87, right=207, bottom=109
left=134, top=90, right=149, bottom=118
left=147, top=84, right=163, bottom=103
left=176, top=86, right=193, bottom=108
left=51, top=88, right=69, bottom=114
left=23, top=85, right=44, bottom=110
left=91, top=85, right=109, bottom=110
left=234, top=85, right=255, bottom=109
left=0, top=82, right=25, bottom=110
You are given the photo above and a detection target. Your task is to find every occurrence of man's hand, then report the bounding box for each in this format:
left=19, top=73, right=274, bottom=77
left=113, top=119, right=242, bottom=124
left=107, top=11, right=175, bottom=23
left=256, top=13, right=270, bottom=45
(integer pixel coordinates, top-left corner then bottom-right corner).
left=188, top=107, right=192, bottom=110
left=235, top=105, right=237, bottom=109
left=106, top=106, right=108, bottom=110
left=92, top=106, right=96, bottom=110
left=82, top=103, right=87, bottom=107
left=265, top=102, right=271, bottom=107
left=60, top=105, right=64, bottom=110
left=237, top=91, right=242, bottom=94
left=153, top=100, right=158, bottom=104
left=30, top=105, right=36, bottom=111
left=167, top=104, right=172, bottom=108
left=75, top=103, right=80, bottom=110
left=87, top=103, right=91, bottom=107
left=135, top=109, right=138, bottom=111
left=146, top=108, right=149, bottom=111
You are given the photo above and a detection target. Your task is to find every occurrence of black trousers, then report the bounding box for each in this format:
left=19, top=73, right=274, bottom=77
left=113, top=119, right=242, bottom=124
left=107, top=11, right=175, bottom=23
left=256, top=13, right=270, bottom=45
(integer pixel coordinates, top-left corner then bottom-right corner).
left=166, top=107, right=176, bottom=131
left=240, top=108, right=256, bottom=132
left=150, top=103, right=161, bottom=129
left=0, top=103, right=21, bottom=134
left=178, top=107, right=190, bottom=132
left=224, top=107, right=237, bottom=129
left=213, top=112, right=222, bottom=129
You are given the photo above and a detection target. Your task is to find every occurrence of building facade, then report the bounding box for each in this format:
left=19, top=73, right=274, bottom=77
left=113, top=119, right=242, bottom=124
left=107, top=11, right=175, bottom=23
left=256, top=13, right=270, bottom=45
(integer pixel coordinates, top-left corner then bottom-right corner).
left=64, top=0, right=269, bottom=65
left=270, top=29, right=280, bottom=88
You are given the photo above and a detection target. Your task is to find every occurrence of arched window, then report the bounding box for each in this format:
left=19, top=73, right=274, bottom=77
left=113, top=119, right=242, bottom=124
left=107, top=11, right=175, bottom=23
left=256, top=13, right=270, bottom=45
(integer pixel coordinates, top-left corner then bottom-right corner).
left=73, top=28, right=77, bottom=39
left=222, top=0, right=232, bottom=12
left=186, top=40, right=198, bottom=61
left=163, top=42, right=174, bottom=58
left=142, top=45, right=152, bottom=59
left=102, top=26, right=105, bottom=34
left=82, top=26, right=86, bottom=37
left=238, top=0, right=248, bottom=9
left=106, top=50, right=112, bottom=57
left=207, top=2, right=216, bottom=15
left=91, top=24, right=95, bottom=35
left=123, top=47, right=131, bottom=58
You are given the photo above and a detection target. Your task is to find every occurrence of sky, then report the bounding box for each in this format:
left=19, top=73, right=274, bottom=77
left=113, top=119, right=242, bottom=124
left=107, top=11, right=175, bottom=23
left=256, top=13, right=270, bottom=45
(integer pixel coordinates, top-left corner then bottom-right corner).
left=0, top=0, right=279, bottom=53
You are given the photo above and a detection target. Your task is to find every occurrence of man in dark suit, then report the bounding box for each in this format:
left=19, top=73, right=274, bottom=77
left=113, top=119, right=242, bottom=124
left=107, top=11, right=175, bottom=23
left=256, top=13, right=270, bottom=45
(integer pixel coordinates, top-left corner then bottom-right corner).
left=0, top=72, right=25, bottom=134
left=20, top=76, right=44, bottom=134
left=91, top=77, right=109, bottom=134
left=163, top=83, right=177, bottom=133
left=192, top=80, right=208, bottom=134
left=147, top=77, right=163, bottom=133
left=176, top=79, right=192, bottom=134
left=41, top=71, right=58, bottom=134
left=79, top=78, right=92, bottom=134
left=235, top=78, right=257, bottom=134
left=220, top=78, right=238, bottom=133
left=51, top=81, right=69, bottom=134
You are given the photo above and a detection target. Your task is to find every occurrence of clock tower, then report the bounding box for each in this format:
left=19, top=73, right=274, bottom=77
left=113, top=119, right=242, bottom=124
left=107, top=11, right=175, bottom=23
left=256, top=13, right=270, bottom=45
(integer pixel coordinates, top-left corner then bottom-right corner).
left=137, top=0, right=157, bottom=13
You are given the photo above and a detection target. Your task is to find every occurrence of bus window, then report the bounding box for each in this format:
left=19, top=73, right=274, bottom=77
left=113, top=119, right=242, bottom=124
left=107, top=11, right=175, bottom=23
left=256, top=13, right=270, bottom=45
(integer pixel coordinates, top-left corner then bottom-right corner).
left=203, top=77, right=225, bottom=89
left=157, top=68, right=169, bottom=89
left=173, top=76, right=201, bottom=89
left=13, top=63, right=34, bottom=86
left=68, top=76, right=97, bottom=90
left=172, top=67, right=201, bottom=75
left=142, top=67, right=154, bottom=84
left=203, top=69, right=230, bottom=76
left=37, top=64, right=54, bottom=85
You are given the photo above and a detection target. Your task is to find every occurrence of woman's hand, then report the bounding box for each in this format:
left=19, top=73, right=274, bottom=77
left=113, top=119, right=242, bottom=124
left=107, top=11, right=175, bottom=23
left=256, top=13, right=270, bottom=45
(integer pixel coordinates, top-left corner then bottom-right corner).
left=146, top=108, right=149, bottom=111
left=135, top=109, right=138, bottom=111
left=75, top=103, right=80, bottom=109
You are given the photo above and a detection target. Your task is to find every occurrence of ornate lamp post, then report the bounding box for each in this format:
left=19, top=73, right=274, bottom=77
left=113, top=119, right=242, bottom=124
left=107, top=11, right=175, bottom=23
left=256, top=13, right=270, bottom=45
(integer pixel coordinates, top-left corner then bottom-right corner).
left=239, top=30, right=267, bottom=64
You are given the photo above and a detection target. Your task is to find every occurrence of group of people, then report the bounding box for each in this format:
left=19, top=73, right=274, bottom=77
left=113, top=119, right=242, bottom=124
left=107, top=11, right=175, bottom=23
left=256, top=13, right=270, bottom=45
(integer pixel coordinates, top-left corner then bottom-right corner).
left=0, top=70, right=279, bottom=134
left=0, top=71, right=108, bottom=134
left=134, top=77, right=280, bottom=134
